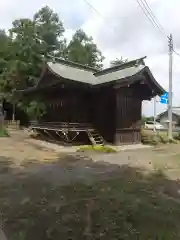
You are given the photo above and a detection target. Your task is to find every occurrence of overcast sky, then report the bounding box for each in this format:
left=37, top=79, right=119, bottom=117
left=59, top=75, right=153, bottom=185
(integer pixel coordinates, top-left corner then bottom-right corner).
left=0, top=0, right=180, bottom=116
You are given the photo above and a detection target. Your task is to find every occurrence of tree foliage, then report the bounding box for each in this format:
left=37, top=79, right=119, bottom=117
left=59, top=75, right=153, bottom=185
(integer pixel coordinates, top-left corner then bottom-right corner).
left=110, top=57, right=128, bottom=67
left=141, top=115, right=154, bottom=123
left=33, top=6, right=66, bottom=57
left=0, top=7, right=105, bottom=102
left=66, top=29, right=104, bottom=69
left=0, top=6, right=126, bottom=119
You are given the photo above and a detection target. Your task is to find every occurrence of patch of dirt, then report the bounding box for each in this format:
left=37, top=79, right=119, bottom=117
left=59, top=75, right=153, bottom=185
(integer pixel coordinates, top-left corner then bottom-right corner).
left=0, top=130, right=58, bottom=165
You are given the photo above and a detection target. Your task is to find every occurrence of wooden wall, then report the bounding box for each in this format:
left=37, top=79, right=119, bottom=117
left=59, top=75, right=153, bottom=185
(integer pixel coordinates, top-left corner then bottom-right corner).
left=39, top=80, right=143, bottom=145
left=40, top=84, right=142, bottom=145
left=90, top=87, right=116, bottom=143
left=42, top=86, right=90, bottom=123
left=41, top=85, right=116, bottom=143
left=114, top=86, right=142, bottom=144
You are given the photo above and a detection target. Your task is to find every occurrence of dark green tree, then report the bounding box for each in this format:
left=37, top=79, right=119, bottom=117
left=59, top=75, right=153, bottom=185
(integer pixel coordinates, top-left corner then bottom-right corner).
left=4, top=6, right=67, bottom=92
left=0, top=30, right=14, bottom=99
left=66, top=29, right=104, bottom=69
left=141, top=115, right=154, bottom=123
left=0, top=7, right=106, bottom=118
left=33, top=6, right=66, bottom=58
left=8, top=18, right=43, bottom=89
left=0, top=6, right=67, bottom=118
left=0, top=30, right=11, bottom=72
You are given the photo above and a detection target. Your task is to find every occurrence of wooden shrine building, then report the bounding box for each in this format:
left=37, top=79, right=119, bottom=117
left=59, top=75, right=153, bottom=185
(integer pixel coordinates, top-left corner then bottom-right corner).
left=18, top=57, right=165, bottom=145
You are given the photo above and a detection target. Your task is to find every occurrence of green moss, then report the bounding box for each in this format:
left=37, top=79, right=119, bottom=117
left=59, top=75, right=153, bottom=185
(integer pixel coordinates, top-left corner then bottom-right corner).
left=0, top=126, right=9, bottom=137
left=77, top=145, right=117, bottom=153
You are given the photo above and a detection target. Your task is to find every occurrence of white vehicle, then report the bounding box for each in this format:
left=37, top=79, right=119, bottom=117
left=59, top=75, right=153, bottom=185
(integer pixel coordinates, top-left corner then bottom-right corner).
left=144, top=121, right=164, bottom=130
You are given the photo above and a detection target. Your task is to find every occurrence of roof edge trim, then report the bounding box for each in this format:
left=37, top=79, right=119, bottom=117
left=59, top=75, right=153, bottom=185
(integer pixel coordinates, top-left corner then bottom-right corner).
left=94, top=56, right=147, bottom=76
left=48, top=58, right=99, bottom=72
left=144, top=66, right=166, bottom=95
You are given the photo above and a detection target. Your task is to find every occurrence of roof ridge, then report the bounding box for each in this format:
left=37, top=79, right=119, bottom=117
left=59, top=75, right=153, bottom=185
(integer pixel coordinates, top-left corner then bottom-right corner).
left=48, top=58, right=99, bottom=72
left=94, top=56, right=147, bottom=76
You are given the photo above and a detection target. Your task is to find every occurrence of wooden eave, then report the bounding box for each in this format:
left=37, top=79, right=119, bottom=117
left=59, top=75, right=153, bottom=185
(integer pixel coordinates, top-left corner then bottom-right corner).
left=95, top=66, right=165, bottom=97
left=15, top=58, right=165, bottom=98
left=142, top=66, right=165, bottom=96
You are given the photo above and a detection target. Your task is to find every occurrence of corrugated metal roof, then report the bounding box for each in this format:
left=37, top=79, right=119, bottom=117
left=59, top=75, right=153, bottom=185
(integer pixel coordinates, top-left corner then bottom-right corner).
left=47, top=62, right=96, bottom=85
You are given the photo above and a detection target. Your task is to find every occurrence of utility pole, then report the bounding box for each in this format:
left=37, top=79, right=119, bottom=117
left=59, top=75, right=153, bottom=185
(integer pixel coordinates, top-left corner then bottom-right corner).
left=168, top=34, right=173, bottom=139
left=153, top=96, right=156, bottom=132
left=12, top=89, right=16, bottom=122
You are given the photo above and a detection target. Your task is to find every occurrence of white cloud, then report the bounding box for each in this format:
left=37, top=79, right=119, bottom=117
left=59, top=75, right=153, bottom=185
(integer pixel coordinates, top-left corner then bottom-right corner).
left=82, top=0, right=180, bottom=116
left=0, top=0, right=91, bottom=30
left=0, top=0, right=180, bottom=116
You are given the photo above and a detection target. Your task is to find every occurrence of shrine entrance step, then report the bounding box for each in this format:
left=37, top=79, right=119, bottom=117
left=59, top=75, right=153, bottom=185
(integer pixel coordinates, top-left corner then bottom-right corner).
left=87, top=129, right=105, bottom=146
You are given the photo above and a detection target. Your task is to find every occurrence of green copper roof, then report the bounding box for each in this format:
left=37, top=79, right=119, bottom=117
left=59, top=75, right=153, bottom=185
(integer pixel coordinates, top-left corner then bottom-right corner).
left=47, top=62, right=96, bottom=85
left=46, top=57, right=147, bottom=86
left=18, top=57, right=165, bottom=96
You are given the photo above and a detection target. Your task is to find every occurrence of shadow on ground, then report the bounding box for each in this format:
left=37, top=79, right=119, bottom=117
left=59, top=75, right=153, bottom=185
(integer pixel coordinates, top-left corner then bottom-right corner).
left=0, top=155, right=180, bottom=239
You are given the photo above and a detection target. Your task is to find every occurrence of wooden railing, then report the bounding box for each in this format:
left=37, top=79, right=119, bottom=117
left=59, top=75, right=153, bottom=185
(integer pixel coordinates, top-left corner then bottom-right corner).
left=29, top=121, right=94, bottom=131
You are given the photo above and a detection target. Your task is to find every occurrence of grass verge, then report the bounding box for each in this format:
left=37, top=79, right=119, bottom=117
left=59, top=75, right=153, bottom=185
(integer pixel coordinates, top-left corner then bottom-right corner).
left=0, top=126, right=9, bottom=137
left=141, top=129, right=179, bottom=145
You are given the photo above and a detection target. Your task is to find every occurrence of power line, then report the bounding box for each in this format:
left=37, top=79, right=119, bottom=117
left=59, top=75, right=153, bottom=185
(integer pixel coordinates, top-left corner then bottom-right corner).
left=173, top=49, right=180, bottom=58
left=135, top=0, right=167, bottom=38
left=82, top=0, right=169, bottom=47
left=141, top=0, right=166, bottom=35
left=82, top=0, right=104, bottom=18
left=139, top=0, right=166, bottom=36
left=83, top=0, right=166, bottom=38
left=82, top=0, right=124, bottom=33
left=136, top=1, right=180, bottom=59
left=37, top=0, right=180, bottom=64
left=49, top=0, right=171, bottom=62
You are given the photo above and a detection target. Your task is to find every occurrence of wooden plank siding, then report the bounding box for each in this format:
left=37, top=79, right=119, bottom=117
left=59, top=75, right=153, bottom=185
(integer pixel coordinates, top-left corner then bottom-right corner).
left=115, top=128, right=141, bottom=144
left=90, top=87, right=116, bottom=143
left=41, top=85, right=117, bottom=144
left=114, top=86, right=142, bottom=144
left=42, top=87, right=90, bottom=123
left=40, top=84, right=142, bottom=145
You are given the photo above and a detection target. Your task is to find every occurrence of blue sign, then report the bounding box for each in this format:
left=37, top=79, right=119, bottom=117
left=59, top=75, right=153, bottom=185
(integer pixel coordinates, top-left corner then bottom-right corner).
left=161, top=92, right=168, bottom=99
left=160, top=98, right=168, bottom=104
left=160, top=92, right=169, bottom=104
